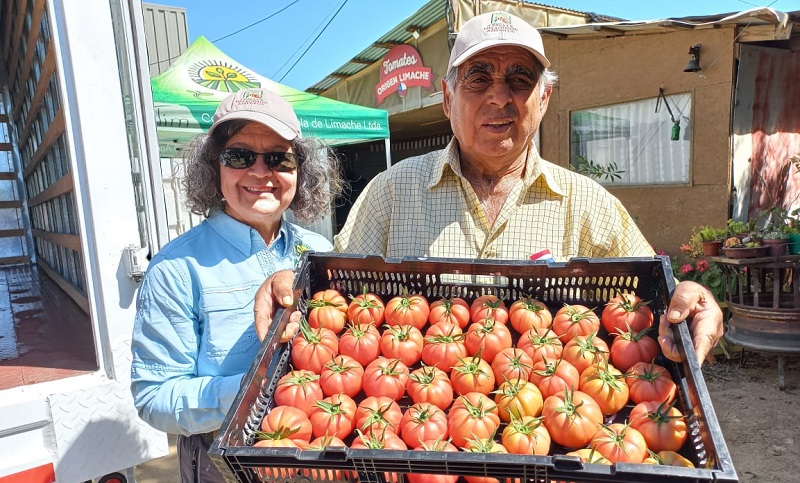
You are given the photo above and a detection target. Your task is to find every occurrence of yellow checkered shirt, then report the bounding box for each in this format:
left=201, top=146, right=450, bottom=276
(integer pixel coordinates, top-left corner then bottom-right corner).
left=334, top=140, right=654, bottom=262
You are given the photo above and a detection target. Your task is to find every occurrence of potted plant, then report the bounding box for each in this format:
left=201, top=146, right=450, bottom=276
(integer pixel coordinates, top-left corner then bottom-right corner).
left=722, top=234, right=767, bottom=259
left=694, top=225, right=725, bottom=256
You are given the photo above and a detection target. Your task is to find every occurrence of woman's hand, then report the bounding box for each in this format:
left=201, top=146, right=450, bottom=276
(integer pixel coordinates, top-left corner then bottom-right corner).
left=254, top=269, right=297, bottom=342
left=658, top=280, right=724, bottom=364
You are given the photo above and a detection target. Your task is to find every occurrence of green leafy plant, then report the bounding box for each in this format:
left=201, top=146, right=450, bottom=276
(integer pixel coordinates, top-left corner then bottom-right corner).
left=695, top=225, right=725, bottom=243
left=571, top=155, right=625, bottom=182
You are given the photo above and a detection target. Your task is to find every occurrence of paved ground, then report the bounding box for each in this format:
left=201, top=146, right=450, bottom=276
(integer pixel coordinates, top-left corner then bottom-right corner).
left=135, top=433, right=178, bottom=483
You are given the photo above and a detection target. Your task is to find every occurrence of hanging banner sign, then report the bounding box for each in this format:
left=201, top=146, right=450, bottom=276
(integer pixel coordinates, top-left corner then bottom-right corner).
left=374, top=45, right=433, bottom=105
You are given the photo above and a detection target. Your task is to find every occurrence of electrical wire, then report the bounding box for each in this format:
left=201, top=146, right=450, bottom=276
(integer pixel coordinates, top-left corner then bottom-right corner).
left=278, top=0, right=349, bottom=83
left=271, top=0, right=343, bottom=80
left=211, top=1, right=299, bottom=43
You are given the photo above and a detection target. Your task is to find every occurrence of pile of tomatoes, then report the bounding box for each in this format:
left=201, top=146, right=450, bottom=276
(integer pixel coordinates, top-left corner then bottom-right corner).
left=254, top=287, right=696, bottom=482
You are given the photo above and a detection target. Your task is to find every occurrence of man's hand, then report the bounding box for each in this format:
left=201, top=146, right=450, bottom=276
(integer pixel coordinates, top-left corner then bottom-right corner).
left=658, top=280, right=724, bottom=365
left=254, top=269, right=296, bottom=342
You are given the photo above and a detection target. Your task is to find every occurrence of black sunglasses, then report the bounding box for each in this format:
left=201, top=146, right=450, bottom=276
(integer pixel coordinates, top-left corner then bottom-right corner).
left=219, top=148, right=299, bottom=172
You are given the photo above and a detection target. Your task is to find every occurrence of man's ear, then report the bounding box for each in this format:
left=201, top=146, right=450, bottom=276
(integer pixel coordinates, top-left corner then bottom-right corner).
left=539, top=83, right=552, bottom=113
left=441, top=79, right=451, bottom=118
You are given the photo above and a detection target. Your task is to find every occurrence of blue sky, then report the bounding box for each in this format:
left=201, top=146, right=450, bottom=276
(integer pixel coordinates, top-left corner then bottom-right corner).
left=156, top=0, right=796, bottom=90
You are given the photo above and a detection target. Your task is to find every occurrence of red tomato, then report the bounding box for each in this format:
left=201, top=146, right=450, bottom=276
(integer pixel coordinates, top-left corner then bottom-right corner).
left=491, top=347, right=534, bottom=383
left=380, top=324, right=424, bottom=367
left=355, top=396, right=403, bottom=434
left=625, top=361, right=678, bottom=405
left=260, top=405, right=313, bottom=446
left=385, top=292, right=430, bottom=330
left=273, top=369, right=323, bottom=416
left=528, top=357, right=580, bottom=400
left=541, top=389, right=604, bottom=449
left=407, top=438, right=459, bottom=483
left=347, top=289, right=385, bottom=325
left=307, top=289, right=348, bottom=333
left=407, top=365, right=454, bottom=410
left=351, top=428, right=408, bottom=450
left=362, top=356, right=410, bottom=400
left=252, top=438, right=299, bottom=448
left=517, top=327, right=563, bottom=364
left=319, top=354, right=364, bottom=398
left=465, top=317, right=513, bottom=363
left=601, top=293, right=654, bottom=335
left=494, top=378, right=544, bottom=422
left=578, top=362, right=630, bottom=416
left=501, top=415, right=551, bottom=455
left=308, top=393, right=357, bottom=440
left=338, top=323, right=381, bottom=367
left=291, top=321, right=338, bottom=374
left=561, top=332, right=610, bottom=375
left=509, top=297, right=553, bottom=334
left=447, top=392, right=501, bottom=448
left=629, top=400, right=688, bottom=452
left=643, top=450, right=695, bottom=467
left=551, top=304, right=601, bottom=344
left=429, top=296, right=471, bottom=329
left=609, top=325, right=660, bottom=372
left=450, top=354, right=496, bottom=395
left=470, top=295, right=509, bottom=325
left=422, top=323, right=468, bottom=373
left=462, top=438, right=510, bottom=483
left=399, top=402, right=449, bottom=448
left=590, top=423, right=648, bottom=464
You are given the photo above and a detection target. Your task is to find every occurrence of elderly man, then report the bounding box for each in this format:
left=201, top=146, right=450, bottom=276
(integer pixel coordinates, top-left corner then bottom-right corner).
left=256, top=11, right=722, bottom=364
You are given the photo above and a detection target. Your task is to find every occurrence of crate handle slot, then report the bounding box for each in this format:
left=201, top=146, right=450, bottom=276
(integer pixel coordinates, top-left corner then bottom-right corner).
left=296, top=446, right=349, bottom=461
left=552, top=454, right=584, bottom=471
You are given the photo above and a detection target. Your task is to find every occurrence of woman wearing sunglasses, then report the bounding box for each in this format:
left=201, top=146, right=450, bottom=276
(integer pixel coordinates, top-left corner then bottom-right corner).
left=130, top=88, right=344, bottom=483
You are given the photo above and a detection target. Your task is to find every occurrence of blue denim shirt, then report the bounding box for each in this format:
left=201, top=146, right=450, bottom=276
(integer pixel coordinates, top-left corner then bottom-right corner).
left=130, top=211, right=331, bottom=435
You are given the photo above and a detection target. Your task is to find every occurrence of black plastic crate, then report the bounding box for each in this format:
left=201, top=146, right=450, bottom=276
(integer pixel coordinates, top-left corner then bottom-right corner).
left=209, top=253, right=738, bottom=483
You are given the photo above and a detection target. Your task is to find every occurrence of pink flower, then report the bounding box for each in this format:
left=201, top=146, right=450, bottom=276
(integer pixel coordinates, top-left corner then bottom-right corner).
left=680, top=244, right=693, bottom=254
left=656, top=249, right=667, bottom=256
left=696, top=260, right=709, bottom=272
left=680, top=264, right=694, bottom=274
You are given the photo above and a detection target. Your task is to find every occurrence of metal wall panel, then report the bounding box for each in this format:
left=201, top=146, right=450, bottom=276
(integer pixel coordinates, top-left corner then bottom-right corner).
left=142, top=2, right=188, bottom=76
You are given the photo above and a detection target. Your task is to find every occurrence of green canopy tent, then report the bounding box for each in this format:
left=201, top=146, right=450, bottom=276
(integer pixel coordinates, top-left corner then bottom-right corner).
left=152, top=36, right=390, bottom=159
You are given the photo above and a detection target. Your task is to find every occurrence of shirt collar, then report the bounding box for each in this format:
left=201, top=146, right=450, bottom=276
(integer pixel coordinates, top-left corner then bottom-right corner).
left=427, top=139, right=565, bottom=197
left=207, top=211, right=289, bottom=256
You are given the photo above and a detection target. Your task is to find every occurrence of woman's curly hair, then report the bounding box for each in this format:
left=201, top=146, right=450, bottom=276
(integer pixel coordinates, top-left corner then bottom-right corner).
left=180, top=119, right=345, bottom=224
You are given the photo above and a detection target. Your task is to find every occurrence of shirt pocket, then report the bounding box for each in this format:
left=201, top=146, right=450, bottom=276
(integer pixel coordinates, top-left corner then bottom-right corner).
left=201, top=283, right=259, bottom=359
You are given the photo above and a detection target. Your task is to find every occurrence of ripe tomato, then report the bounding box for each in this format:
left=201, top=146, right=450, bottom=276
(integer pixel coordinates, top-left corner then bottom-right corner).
left=308, top=393, right=357, bottom=440
left=407, top=365, right=454, bottom=410
left=319, top=354, right=364, bottom=398
left=578, top=362, right=630, bottom=416
left=601, top=293, right=654, bottom=335
left=422, top=323, right=468, bottom=373
left=561, top=332, right=610, bottom=375
left=462, top=438, right=510, bottom=483
left=590, top=423, right=647, bottom=464
left=362, top=356, right=410, bottom=401
left=609, top=325, right=660, bottom=372
left=528, top=357, right=580, bottom=400
left=625, top=361, right=678, bottom=405
left=491, top=347, right=534, bottom=383
left=447, top=392, right=501, bottom=448
left=252, top=438, right=299, bottom=448
left=494, top=378, right=544, bottom=422
left=470, top=295, right=509, bottom=325
left=385, top=291, right=430, bottom=330
left=351, top=428, right=408, bottom=450
left=291, top=320, right=338, bottom=374
left=629, top=400, right=688, bottom=452
left=307, top=289, right=348, bottom=333
left=541, top=389, right=603, bottom=449
left=408, top=438, right=459, bottom=483
left=509, top=297, right=553, bottom=334
left=399, top=402, right=449, bottom=448
left=273, top=369, right=323, bottom=416
left=501, top=415, right=551, bottom=455
left=429, top=296, right=471, bottom=329
left=301, top=436, right=354, bottom=480
left=338, top=323, right=381, bottom=367
left=565, top=448, right=611, bottom=465
left=355, top=396, right=403, bottom=434
left=551, top=304, right=601, bottom=344
left=465, top=317, right=513, bottom=362
left=642, top=450, right=695, bottom=467
left=517, top=327, right=563, bottom=363
left=380, top=323, right=424, bottom=367
left=450, top=354, right=496, bottom=395
left=260, top=405, right=313, bottom=447
left=347, top=288, right=385, bottom=325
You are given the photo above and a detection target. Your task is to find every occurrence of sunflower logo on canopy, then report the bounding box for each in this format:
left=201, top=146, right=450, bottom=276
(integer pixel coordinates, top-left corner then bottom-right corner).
left=188, top=60, right=260, bottom=92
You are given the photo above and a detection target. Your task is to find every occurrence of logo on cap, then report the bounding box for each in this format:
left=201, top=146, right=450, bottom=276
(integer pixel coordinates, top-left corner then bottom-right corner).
left=485, top=12, right=518, bottom=35
left=241, top=90, right=264, bottom=100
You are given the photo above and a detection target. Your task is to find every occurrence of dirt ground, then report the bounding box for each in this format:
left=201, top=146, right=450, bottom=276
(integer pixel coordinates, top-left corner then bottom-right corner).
left=702, top=351, right=800, bottom=483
